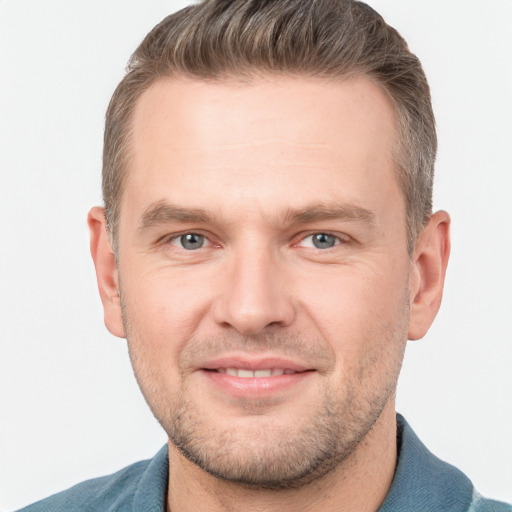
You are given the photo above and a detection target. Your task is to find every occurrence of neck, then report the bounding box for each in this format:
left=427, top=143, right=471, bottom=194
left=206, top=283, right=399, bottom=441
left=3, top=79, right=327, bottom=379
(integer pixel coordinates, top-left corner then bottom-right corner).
left=166, top=403, right=398, bottom=512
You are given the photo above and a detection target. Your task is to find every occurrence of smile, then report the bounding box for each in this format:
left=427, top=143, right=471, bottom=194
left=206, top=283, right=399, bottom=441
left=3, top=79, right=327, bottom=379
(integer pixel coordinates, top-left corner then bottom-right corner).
left=200, top=365, right=315, bottom=400
left=215, top=368, right=298, bottom=378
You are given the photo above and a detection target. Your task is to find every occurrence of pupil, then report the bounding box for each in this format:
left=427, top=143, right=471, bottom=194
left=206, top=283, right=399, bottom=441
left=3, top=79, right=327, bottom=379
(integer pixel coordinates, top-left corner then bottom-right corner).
left=313, top=233, right=335, bottom=249
left=181, top=233, right=204, bottom=250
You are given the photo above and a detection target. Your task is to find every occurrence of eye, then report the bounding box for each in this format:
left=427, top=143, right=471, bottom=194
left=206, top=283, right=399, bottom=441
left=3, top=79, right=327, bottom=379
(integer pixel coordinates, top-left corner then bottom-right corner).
left=171, top=233, right=209, bottom=250
left=299, top=233, right=342, bottom=249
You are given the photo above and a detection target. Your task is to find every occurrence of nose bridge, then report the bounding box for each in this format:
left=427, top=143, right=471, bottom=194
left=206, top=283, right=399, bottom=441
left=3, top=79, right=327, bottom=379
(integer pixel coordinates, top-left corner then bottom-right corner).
left=214, top=238, right=295, bottom=335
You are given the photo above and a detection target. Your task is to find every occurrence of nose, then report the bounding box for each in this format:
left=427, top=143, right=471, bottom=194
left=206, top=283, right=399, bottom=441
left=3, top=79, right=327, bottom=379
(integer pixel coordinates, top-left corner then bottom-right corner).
left=213, top=247, right=295, bottom=335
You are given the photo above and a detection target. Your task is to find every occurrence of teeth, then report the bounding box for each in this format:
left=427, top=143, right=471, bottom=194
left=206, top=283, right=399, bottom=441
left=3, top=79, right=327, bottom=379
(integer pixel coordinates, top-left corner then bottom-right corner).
left=254, top=369, right=271, bottom=378
left=218, top=368, right=295, bottom=378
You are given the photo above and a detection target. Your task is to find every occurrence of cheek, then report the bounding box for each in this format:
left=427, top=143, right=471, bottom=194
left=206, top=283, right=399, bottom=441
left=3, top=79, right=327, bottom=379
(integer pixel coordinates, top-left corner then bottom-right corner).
left=295, top=257, right=409, bottom=369
left=300, top=260, right=406, bottom=328
left=121, top=265, right=235, bottom=399
left=121, top=260, right=216, bottom=332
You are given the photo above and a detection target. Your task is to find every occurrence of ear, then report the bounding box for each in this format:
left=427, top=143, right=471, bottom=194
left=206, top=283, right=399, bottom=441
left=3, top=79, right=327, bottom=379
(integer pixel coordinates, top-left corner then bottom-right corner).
left=408, top=210, right=451, bottom=340
left=88, top=207, right=125, bottom=338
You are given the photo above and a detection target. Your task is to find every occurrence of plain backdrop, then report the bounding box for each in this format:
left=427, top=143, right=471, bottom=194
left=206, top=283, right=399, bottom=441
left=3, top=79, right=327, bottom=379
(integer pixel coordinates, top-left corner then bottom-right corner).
left=0, top=1, right=511, bottom=510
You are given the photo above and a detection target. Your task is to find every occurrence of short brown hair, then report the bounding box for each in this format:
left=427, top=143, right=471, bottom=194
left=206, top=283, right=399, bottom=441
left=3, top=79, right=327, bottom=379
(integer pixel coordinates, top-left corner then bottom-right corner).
left=103, top=0, right=436, bottom=253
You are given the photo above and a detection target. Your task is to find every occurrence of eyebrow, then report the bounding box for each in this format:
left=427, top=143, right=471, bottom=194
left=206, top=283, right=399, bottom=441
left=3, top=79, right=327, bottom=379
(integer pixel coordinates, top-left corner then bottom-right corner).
left=139, top=201, right=214, bottom=230
left=139, top=200, right=376, bottom=231
left=283, top=203, right=376, bottom=226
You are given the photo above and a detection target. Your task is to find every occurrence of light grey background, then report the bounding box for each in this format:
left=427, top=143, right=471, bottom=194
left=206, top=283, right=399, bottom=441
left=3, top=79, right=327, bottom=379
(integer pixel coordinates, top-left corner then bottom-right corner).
left=1, top=1, right=511, bottom=510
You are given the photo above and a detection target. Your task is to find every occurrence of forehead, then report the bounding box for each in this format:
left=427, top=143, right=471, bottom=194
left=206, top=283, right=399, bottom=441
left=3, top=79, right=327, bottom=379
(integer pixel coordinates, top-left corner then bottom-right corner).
left=131, top=74, right=397, bottom=156
left=122, top=75, right=400, bottom=226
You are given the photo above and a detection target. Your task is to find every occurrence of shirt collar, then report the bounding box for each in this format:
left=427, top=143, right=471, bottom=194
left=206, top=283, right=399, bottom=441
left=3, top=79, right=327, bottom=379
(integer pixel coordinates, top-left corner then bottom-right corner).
left=132, top=444, right=169, bottom=511
left=379, top=414, right=473, bottom=511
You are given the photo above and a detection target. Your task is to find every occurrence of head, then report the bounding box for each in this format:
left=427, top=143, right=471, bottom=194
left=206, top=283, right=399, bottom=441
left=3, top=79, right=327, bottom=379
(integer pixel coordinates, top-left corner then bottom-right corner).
left=102, top=0, right=436, bottom=255
left=89, top=0, right=450, bottom=492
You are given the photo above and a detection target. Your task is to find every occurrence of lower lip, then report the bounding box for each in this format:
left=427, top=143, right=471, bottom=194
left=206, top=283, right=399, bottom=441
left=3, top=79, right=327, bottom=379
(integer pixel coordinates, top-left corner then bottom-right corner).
left=201, top=370, right=314, bottom=399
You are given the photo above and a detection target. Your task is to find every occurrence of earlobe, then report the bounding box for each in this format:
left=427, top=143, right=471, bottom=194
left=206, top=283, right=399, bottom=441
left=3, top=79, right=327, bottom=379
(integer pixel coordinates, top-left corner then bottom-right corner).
left=408, top=211, right=451, bottom=340
left=88, top=207, right=126, bottom=338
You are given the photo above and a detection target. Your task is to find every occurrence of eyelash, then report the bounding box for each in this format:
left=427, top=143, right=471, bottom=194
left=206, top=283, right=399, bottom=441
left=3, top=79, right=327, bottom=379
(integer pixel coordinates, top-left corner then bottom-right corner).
left=295, top=232, right=349, bottom=249
left=161, top=232, right=213, bottom=251
left=161, top=231, right=349, bottom=251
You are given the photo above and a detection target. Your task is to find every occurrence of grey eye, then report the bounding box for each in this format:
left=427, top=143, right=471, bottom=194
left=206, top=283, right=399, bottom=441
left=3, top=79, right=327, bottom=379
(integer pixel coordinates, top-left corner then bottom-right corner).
left=179, top=233, right=205, bottom=250
left=312, top=233, right=337, bottom=249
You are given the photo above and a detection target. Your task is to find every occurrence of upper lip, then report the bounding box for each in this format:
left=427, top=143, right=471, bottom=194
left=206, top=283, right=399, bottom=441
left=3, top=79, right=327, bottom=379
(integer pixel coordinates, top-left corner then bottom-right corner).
left=199, top=355, right=311, bottom=372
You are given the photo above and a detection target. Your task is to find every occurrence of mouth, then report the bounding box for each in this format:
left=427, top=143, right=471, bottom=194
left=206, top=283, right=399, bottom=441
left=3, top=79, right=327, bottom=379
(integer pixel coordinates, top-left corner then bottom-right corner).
left=209, top=368, right=301, bottom=378
left=198, top=358, right=315, bottom=399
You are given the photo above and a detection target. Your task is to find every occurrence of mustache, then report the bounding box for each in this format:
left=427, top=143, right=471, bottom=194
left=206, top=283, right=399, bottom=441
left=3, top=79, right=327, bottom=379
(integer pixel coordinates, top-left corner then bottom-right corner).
left=179, top=332, right=335, bottom=370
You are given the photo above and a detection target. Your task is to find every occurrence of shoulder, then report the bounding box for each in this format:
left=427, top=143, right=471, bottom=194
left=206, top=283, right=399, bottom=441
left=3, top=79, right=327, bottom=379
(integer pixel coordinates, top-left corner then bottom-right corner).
left=15, top=446, right=169, bottom=512
left=379, top=415, right=511, bottom=512
left=468, top=490, right=512, bottom=512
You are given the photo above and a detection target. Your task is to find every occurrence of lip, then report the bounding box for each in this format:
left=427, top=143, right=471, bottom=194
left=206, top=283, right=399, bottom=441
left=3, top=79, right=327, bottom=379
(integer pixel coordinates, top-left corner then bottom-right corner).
left=197, top=355, right=315, bottom=399
left=200, top=356, right=310, bottom=373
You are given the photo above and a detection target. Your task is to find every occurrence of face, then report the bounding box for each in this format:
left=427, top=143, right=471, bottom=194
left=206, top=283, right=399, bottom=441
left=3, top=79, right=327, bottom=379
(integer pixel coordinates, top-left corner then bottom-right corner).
left=112, top=76, right=413, bottom=487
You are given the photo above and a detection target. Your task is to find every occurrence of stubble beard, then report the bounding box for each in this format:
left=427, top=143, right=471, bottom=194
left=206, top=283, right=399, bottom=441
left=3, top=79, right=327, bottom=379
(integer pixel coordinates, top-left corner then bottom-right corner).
left=163, top=379, right=392, bottom=490
left=122, top=300, right=408, bottom=490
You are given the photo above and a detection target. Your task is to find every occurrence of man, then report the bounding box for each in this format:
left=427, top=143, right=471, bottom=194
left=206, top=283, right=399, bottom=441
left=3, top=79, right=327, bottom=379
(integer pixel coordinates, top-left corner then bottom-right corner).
left=15, top=0, right=511, bottom=511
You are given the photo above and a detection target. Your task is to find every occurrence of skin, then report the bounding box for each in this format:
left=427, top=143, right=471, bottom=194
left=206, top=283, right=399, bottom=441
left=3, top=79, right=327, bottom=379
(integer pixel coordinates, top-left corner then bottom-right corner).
left=89, top=75, right=450, bottom=512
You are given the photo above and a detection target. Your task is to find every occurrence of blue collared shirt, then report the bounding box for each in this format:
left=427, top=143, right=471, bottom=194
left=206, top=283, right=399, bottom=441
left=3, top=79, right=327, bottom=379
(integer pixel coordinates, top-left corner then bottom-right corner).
left=17, top=415, right=511, bottom=511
